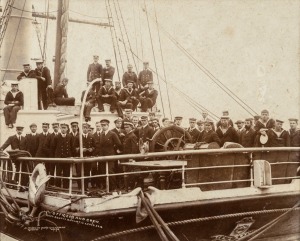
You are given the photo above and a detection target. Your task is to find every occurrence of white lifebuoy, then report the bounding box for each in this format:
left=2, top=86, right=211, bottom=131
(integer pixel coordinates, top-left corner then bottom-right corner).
left=28, top=163, right=50, bottom=207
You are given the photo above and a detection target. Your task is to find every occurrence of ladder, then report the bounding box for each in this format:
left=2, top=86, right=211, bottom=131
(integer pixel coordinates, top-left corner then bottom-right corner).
left=0, top=0, right=15, bottom=48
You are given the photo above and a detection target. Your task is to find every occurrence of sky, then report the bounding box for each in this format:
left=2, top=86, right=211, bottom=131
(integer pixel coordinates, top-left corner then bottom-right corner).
left=10, top=0, right=300, bottom=127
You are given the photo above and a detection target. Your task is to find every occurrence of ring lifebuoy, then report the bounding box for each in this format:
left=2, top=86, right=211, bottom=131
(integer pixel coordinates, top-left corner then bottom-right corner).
left=28, top=163, right=50, bottom=207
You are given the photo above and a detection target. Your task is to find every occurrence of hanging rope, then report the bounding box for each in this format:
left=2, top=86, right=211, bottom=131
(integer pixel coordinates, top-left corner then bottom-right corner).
left=116, top=0, right=138, bottom=73
left=143, top=9, right=258, bottom=117
left=105, top=0, right=121, bottom=81
left=143, top=0, right=165, bottom=117
left=112, top=0, right=129, bottom=65
left=137, top=0, right=144, bottom=60
left=132, top=0, right=140, bottom=71
left=152, top=0, right=172, bottom=119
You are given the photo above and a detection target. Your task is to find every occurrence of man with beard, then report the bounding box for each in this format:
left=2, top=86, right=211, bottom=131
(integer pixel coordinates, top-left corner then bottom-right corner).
left=87, top=55, right=103, bottom=93
left=240, top=118, right=256, bottom=147
left=254, top=109, right=275, bottom=147
left=35, top=123, right=51, bottom=157
left=122, top=64, right=138, bottom=88
left=17, top=63, right=36, bottom=80
left=288, top=118, right=300, bottom=147
left=216, top=116, right=239, bottom=146
left=187, top=118, right=201, bottom=143
left=102, top=59, right=115, bottom=84
left=97, top=79, right=117, bottom=113
left=114, top=81, right=122, bottom=101
left=35, top=61, right=53, bottom=109
left=265, top=120, right=290, bottom=147
left=201, top=119, right=221, bottom=146
left=116, top=81, right=139, bottom=117
left=139, top=81, right=158, bottom=112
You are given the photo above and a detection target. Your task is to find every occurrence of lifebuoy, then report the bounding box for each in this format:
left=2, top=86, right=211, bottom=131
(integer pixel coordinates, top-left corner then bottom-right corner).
left=28, top=163, right=50, bottom=207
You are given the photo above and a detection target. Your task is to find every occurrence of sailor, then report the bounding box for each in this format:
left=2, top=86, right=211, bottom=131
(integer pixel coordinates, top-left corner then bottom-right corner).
left=235, top=120, right=245, bottom=143
left=174, top=116, right=183, bottom=127
left=253, top=115, right=261, bottom=128
left=139, top=81, right=158, bottom=112
left=122, top=64, right=138, bottom=88
left=265, top=119, right=290, bottom=147
left=111, top=118, right=126, bottom=145
left=288, top=118, right=300, bottom=147
left=24, top=123, right=39, bottom=157
left=35, top=123, right=51, bottom=157
left=102, top=59, right=115, bottom=84
left=3, top=81, right=24, bottom=128
left=195, top=120, right=205, bottom=142
left=139, top=116, right=155, bottom=142
left=53, top=77, right=75, bottom=106
left=52, top=123, right=74, bottom=188
left=81, top=82, right=97, bottom=122
left=254, top=109, right=275, bottom=147
left=121, top=109, right=133, bottom=129
left=187, top=118, right=201, bottom=143
left=162, top=117, right=170, bottom=127
left=116, top=81, right=139, bottom=117
left=35, top=60, right=53, bottom=109
left=201, top=119, right=221, bottom=146
left=0, top=126, right=26, bottom=184
left=98, top=119, right=122, bottom=191
left=88, top=127, right=94, bottom=135
left=87, top=55, right=103, bottom=92
left=91, top=121, right=102, bottom=188
left=138, top=61, right=153, bottom=92
left=216, top=110, right=234, bottom=128
left=216, top=116, right=239, bottom=146
left=123, top=122, right=139, bottom=154
left=97, top=79, right=117, bottom=113
left=239, top=118, right=255, bottom=147
left=114, top=81, right=122, bottom=101
left=17, top=63, right=36, bottom=80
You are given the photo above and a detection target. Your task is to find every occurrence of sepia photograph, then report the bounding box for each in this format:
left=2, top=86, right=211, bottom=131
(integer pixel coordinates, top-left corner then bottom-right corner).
left=0, top=0, right=299, bottom=240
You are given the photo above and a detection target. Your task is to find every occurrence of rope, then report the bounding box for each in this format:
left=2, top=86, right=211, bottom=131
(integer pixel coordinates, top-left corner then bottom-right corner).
left=105, top=0, right=121, bottom=81
left=137, top=0, right=144, bottom=59
left=143, top=0, right=165, bottom=117
left=58, top=0, right=69, bottom=82
left=42, top=0, right=50, bottom=63
left=132, top=0, right=140, bottom=72
left=1, top=0, right=26, bottom=82
left=116, top=0, right=138, bottom=73
left=152, top=0, right=172, bottom=119
left=91, top=206, right=300, bottom=241
left=143, top=9, right=259, bottom=116
left=69, top=10, right=107, bottom=19
left=112, top=0, right=129, bottom=64
left=8, top=4, right=57, bottom=13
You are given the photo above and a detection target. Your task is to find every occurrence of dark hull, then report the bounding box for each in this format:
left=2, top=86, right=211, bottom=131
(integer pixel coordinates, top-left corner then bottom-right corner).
left=1, top=191, right=299, bottom=241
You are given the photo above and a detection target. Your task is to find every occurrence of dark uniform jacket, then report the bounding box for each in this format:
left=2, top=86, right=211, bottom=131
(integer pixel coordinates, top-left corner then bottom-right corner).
left=92, top=132, right=101, bottom=156
left=123, top=131, right=139, bottom=154
left=111, top=128, right=126, bottom=143
left=216, top=119, right=234, bottom=129
left=44, top=132, right=60, bottom=157
left=73, top=133, right=95, bottom=157
left=17, top=70, right=36, bottom=80
left=4, top=91, right=24, bottom=107
left=122, top=71, right=138, bottom=88
left=240, top=128, right=255, bottom=147
left=87, top=63, right=102, bottom=81
left=289, top=129, right=300, bottom=147
left=139, top=125, right=155, bottom=142
left=102, top=66, right=115, bottom=82
left=52, top=133, right=74, bottom=158
left=186, top=127, right=201, bottom=144
left=98, top=86, right=115, bottom=98
left=265, top=129, right=290, bottom=147
left=25, top=133, right=39, bottom=157
left=114, top=88, right=122, bottom=101
left=35, top=132, right=51, bottom=157
left=99, top=131, right=122, bottom=156
left=35, top=67, right=52, bottom=86
left=53, top=83, right=69, bottom=98
left=195, top=130, right=204, bottom=143
left=254, top=119, right=276, bottom=146
left=201, top=130, right=221, bottom=146
left=139, top=89, right=158, bottom=105
left=138, top=69, right=153, bottom=87
left=118, top=88, right=138, bottom=103
left=81, top=89, right=97, bottom=103
left=216, top=126, right=239, bottom=146
left=0, top=134, right=26, bottom=151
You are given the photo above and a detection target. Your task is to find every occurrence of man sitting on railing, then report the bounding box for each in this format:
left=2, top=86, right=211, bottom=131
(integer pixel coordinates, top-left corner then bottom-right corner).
left=53, top=78, right=75, bottom=106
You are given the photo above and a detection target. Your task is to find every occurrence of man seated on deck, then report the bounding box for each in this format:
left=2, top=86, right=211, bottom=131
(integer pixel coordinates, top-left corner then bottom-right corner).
left=254, top=109, right=275, bottom=147
left=200, top=119, right=221, bottom=147
left=216, top=116, right=239, bottom=146
left=122, top=64, right=138, bottom=88
left=186, top=118, right=201, bottom=143
left=288, top=118, right=300, bottom=147
left=17, top=63, right=36, bottom=80
left=3, top=81, right=24, bottom=128
left=81, top=82, right=97, bottom=122
left=138, top=61, right=153, bottom=93
left=116, top=81, right=139, bottom=117
left=264, top=119, right=290, bottom=147
left=53, top=77, right=75, bottom=106
left=139, top=81, right=158, bottom=112
left=239, top=118, right=256, bottom=147
left=97, top=79, right=117, bottom=113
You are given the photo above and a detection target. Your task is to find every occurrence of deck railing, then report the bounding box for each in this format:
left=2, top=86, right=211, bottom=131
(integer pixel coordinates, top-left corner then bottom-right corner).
left=0, top=147, right=299, bottom=196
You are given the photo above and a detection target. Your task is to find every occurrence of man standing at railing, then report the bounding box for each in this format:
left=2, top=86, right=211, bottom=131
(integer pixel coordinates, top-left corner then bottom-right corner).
left=24, top=123, right=39, bottom=157
left=216, top=116, right=239, bottom=146
left=240, top=118, right=255, bottom=147
left=254, top=109, right=275, bottom=147
left=201, top=119, right=221, bottom=147
left=139, top=116, right=155, bottom=143
left=288, top=118, right=300, bottom=147
left=265, top=120, right=290, bottom=147
left=186, top=118, right=201, bottom=143
left=35, top=123, right=50, bottom=157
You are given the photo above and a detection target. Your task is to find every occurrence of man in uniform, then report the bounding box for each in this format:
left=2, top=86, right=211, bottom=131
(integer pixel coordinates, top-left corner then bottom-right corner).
left=114, top=81, right=122, bottom=101
left=138, top=61, right=153, bottom=92
left=102, top=59, right=115, bottom=84
left=122, top=109, right=133, bottom=128
left=97, top=79, right=117, bottom=113
left=53, top=77, right=75, bottom=106
left=116, top=81, right=139, bottom=117
left=132, top=115, right=140, bottom=128
left=81, top=82, right=97, bottom=122
left=216, top=116, right=239, bottom=146
left=240, top=118, right=255, bottom=147
left=254, top=109, right=275, bottom=147
left=87, top=55, right=103, bottom=93
left=3, top=81, right=24, bottom=128
left=122, top=64, right=138, bottom=88
left=35, top=123, right=51, bottom=157
left=139, top=81, right=158, bottom=112
left=235, top=120, right=245, bottom=143
left=139, top=116, right=155, bottom=142
left=91, top=121, right=102, bottom=188
left=265, top=119, right=290, bottom=147
left=201, top=119, right=221, bottom=146
left=25, top=123, right=39, bottom=157
left=174, top=116, right=183, bottom=127
left=187, top=118, right=201, bottom=143
left=288, top=118, right=300, bottom=147
left=17, top=63, right=36, bottom=80
left=35, top=61, right=53, bottom=109
left=253, top=115, right=261, bottom=128
left=216, top=110, right=233, bottom=128
left=123, top=122, right=139, bottom=154
left=152, top=118, right=160, bottom=132
left=111, top=117, right=126, bottom=145
left=195, top=120, right=205, bottom=142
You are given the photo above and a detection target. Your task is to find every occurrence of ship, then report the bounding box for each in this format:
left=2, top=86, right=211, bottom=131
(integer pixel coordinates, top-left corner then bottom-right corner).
left=0, top=1, right=299, bottom=241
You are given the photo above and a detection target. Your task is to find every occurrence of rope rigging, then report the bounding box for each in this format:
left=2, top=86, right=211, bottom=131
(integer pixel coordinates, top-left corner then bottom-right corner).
left=42, top=0, right=50, bottom=63
left=107, top=0, right=124, bottom=75
left=143, top=0, right=165, bottom=117
left=137, top=0, right=144, bottom=60
left=132, top=0, right=140, bottom=71
left=142, top=8, right=259, bottom=117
